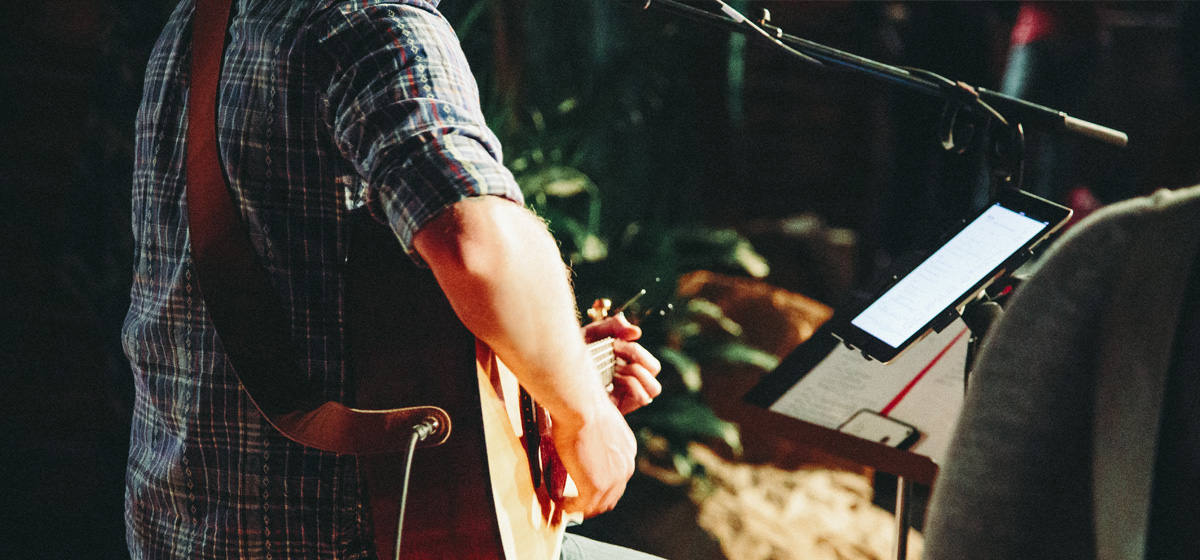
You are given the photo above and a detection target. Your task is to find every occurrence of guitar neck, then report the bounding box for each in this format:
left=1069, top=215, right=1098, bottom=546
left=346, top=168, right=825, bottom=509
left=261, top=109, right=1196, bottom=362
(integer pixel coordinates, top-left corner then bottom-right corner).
left=587, top=337, right=617, bottom=386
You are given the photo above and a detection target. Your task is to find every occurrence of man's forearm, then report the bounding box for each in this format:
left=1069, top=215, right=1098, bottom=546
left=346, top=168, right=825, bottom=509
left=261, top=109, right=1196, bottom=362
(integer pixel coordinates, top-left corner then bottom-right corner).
left=412, top=196, right=610, bottom=428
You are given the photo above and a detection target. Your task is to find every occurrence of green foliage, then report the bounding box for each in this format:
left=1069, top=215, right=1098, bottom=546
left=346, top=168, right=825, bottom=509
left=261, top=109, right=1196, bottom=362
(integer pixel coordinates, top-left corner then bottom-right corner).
left=444, top=0, right=768, bottom=485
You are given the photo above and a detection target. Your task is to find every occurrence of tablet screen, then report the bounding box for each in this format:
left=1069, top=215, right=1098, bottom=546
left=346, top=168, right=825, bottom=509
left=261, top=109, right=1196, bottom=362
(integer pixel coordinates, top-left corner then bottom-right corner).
left=850, top=203, right=1049, bottom=348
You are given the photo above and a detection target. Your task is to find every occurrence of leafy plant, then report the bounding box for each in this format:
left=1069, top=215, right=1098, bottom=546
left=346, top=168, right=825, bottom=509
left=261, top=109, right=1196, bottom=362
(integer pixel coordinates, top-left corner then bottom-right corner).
left=525, top=165, right=786, bottom=484
left=447, top=0, right=776, bottom=485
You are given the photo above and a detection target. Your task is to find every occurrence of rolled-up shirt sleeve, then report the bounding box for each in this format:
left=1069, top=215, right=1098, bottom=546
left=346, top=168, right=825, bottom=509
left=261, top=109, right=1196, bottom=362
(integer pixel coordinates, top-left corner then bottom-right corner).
left=312, top=1, right=524, bottom=255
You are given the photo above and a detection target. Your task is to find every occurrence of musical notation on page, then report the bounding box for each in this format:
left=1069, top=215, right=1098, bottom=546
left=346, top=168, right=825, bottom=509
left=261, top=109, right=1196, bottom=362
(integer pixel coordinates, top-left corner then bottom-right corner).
left=768, top=319, right=971, bottom=465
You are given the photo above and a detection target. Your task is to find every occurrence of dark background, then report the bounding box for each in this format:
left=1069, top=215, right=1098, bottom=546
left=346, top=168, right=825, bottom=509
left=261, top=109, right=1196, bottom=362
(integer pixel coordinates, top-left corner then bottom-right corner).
left=2, top=1, right=1198, bottom=558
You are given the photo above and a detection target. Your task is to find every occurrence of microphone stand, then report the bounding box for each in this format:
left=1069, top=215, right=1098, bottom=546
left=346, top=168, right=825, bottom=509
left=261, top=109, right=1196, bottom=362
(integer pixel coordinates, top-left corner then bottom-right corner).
left=617, top=0, right=1128, bottom=197
left=615, top=2, right=1128, bottom=559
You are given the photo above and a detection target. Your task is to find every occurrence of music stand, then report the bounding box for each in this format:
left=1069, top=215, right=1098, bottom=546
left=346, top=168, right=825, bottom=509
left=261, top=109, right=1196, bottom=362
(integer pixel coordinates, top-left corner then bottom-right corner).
left=742, top=314, right=978, bottom=560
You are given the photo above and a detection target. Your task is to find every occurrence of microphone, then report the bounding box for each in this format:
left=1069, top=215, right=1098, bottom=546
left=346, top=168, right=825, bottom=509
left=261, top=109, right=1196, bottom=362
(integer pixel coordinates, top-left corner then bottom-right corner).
left=1064, top=114, right=1129, bottom=148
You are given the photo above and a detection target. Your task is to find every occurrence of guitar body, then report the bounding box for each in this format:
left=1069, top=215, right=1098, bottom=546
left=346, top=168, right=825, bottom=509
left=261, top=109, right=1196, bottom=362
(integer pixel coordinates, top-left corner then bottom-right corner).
left=345, top=211, right=564, bottom=560
left=477, top=347, right=569, bottom=560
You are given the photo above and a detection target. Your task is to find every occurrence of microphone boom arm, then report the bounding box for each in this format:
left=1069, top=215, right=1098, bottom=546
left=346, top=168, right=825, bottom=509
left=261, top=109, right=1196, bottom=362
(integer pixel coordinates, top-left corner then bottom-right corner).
left=620, top=0, right=1128, bottom=148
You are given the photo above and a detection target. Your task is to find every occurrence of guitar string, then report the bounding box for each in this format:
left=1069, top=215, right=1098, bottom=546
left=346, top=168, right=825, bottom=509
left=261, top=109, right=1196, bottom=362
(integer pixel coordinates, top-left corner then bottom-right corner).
left=587, top=339, right=617, bottom=377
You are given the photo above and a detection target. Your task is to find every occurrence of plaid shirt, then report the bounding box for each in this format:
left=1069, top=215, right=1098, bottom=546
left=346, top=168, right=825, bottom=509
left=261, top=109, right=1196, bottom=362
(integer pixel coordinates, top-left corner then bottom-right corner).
left=122, top=1, right=522, bottom=558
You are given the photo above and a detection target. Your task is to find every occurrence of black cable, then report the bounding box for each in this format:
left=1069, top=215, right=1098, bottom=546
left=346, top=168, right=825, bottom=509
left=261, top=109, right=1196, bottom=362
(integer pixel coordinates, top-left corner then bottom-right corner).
left=393, top=419, right=438, bottom=560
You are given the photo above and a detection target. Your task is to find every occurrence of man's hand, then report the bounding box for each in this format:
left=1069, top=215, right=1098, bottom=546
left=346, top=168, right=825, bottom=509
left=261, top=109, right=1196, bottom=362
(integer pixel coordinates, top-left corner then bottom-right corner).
left=413, top=198, right=654, bottom=518
left=552, top=400, right=637, bottom=518
left=583, top=314, right=662, bottom=414
left=553, top=315, right=659, bottom=517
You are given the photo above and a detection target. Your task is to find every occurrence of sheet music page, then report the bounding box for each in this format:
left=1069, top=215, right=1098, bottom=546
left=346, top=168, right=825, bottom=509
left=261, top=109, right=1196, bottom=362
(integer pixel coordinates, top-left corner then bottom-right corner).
left=768, top=319, right=969, bottom=464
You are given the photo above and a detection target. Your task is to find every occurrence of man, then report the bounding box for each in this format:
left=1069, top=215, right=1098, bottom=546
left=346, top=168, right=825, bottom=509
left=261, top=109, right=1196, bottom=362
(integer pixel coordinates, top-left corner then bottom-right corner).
left=123, top=0, right=662, bottom=558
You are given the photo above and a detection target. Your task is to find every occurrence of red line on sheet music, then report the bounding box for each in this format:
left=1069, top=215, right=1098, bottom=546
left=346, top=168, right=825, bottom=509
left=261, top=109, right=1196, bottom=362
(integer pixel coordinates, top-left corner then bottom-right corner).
left=879, top=327, right=970, bottom=417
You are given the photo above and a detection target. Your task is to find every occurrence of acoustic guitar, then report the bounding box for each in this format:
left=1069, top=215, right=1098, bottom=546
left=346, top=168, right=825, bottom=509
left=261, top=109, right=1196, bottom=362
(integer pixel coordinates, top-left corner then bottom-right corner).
left=344, top=210, right=613, bottom=560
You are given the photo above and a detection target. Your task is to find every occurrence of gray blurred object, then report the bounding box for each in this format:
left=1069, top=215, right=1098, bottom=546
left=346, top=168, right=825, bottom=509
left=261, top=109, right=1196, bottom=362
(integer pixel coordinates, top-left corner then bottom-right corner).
left=924, top=184, right=1200, bottom=560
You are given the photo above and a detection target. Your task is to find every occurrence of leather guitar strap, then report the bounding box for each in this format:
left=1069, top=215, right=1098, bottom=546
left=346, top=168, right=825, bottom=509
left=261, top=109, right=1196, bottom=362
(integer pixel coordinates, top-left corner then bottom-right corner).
left=185, top=0, right=449, bottom=455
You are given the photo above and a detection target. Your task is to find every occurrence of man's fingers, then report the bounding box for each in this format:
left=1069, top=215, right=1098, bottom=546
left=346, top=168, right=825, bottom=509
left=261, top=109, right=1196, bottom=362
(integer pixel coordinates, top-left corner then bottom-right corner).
left=583, top=313, right=641, bottom=342
left=617, top=363, right=661, bottom=398
left=610, top=372, right=657, bottom=414
left=613, top=340, right=661, bottom=377
left=559, top=480, right=625, bottom=518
